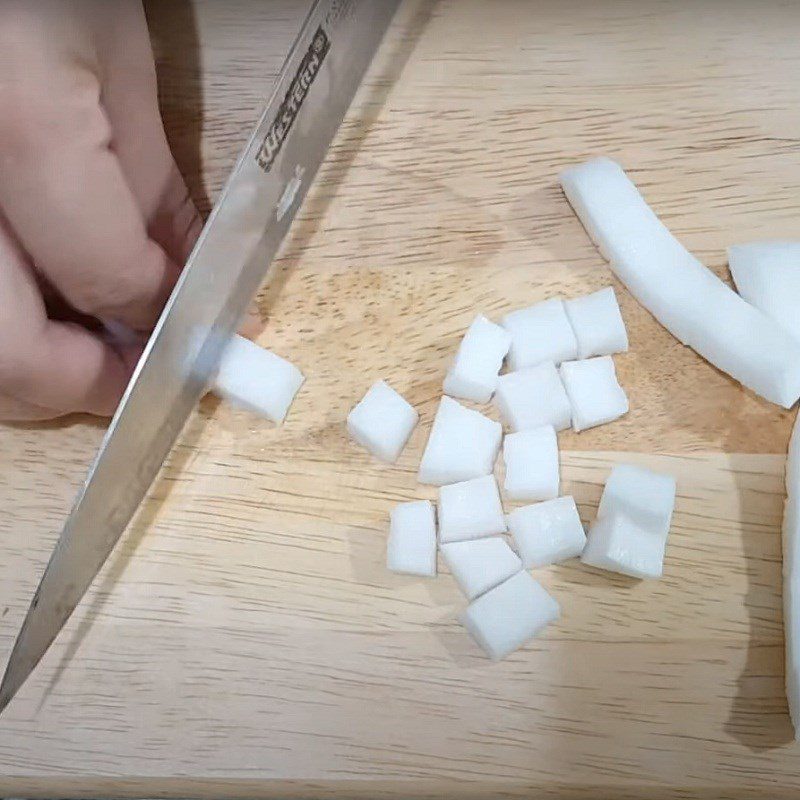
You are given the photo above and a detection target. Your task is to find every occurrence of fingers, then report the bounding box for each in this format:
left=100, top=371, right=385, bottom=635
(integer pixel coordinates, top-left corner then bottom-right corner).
left=0, top=318, right=138, bottom=419
left=0, top=47, right=180, bottom=331
left=238, top=304, right=263, bottom=339
left=0, top=2, right=196, bottom=421
left=0, top=219, right=135, bottom=419
left=92, top=0, right=203, bottom=266
left=18, top=321, right=139, bottom=416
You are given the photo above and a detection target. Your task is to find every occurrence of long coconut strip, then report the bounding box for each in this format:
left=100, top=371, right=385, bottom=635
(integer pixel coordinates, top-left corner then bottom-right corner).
left=559, top=158, right=800, bottom=408
left=785, top=413, right=800, bottom=738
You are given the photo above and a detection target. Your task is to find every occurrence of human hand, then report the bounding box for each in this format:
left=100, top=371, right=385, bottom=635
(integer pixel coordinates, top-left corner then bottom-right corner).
left=0, top=0, right=202, bottom=420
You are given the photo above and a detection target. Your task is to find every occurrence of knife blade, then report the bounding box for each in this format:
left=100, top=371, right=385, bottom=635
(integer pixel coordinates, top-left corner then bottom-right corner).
left=0, top=0, right=399, bottom=713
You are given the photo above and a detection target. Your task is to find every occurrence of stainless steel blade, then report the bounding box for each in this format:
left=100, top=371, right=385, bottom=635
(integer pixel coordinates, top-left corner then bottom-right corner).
left=0, top=0, right=399, bottom=712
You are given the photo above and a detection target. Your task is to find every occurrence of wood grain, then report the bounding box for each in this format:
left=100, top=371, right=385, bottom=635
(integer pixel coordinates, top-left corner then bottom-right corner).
left=2, top=0, right=800, bottom=796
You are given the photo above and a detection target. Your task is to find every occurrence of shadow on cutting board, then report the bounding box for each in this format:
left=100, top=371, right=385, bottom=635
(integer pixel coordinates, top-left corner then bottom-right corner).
left=721, top=398, right=795, bottom=751
left=655, top=362, right=794, bottom=749
left=658, top=370, right=793, bottom=750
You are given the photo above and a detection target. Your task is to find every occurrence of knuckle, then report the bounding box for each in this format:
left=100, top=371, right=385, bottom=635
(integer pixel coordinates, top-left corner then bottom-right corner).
left=67, top=241, right=168, bottom=321
left=63, top=279, right=112, bottom=318
left=65, top=277, right=135, bottom=319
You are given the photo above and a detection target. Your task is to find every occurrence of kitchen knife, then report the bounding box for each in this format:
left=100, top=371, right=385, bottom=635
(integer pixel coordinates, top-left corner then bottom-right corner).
left=0, top=0, right=400, bottom=712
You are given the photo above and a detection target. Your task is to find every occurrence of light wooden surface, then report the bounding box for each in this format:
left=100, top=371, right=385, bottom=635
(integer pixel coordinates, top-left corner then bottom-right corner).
left=2, top=0, right=800, bottom=796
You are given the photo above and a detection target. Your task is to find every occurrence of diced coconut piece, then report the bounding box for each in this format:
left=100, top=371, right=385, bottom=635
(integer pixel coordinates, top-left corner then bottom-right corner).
left=728, top=241, right=800, bottom=344
left=439, top=474, right=507, bottom=543
left=559, top=157, right=800, bottom=408
left=502, top=426, right=559, bottom=501
left=387, top=500, right=437, bottom=577
left=347, top=380, right=419, bottom=463
left=559, top=356, right=628, bottom=432
left=494, top=362, right=572, bottom=432
left=502, top=298, right=578, bottom=371
left=418, top=397, right=502, bottom=486
left=581, top=513, right=664, bottom=579
left=502, top=298, right=579, bottom=370
left=598, top=463, right=676, bottom=540
left=460, top=571, right=560, bottom=660
left=213, top=335, right=304, bottom=424
left=443, top=315, right=512, bottom=403
left=783, top=412, right=800, bottom=738
left=507, top=496, right=586, bottom=568
left=440, top=537, right=521, bottom=600
left=564, top=287, right=629, bottom=359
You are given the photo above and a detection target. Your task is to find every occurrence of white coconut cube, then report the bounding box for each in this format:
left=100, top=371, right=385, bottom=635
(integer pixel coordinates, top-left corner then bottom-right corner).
left=565, top=287, right=629, bottom=359
left=507, top=496, right=586, bottom=568
left=439, top=474, right=507, bottom=543
left=559, top=356, right=629, bottom=432
left=386, top=500, right=437, bottom=577
left=581, top=513, right=665, bottom=579
left=494, top=362, right=572, bottom=432
left=443, top=315, right=511, bottom=403
left=440, top=537, right=521, bottom=600
left=502, top=298, right=579, bottom=370
left=418, top=396, right=502, bottom=485
left=460, top=571, right=560, bottom=660
left=502, top=425, right=559, bottom=502
left=598, top=463, right=676, bottom=540
left=212, top=334, right=304, bottom=424
left=347, top=380, right=419, bottom=463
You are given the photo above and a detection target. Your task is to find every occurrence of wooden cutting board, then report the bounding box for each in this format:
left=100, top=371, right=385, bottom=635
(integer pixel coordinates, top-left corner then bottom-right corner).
left=2, top=0, right=800, bottom=796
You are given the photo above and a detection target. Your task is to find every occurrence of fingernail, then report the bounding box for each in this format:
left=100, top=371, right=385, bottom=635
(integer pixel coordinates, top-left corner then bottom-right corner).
left=238, top=304, right=263, bottom=339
